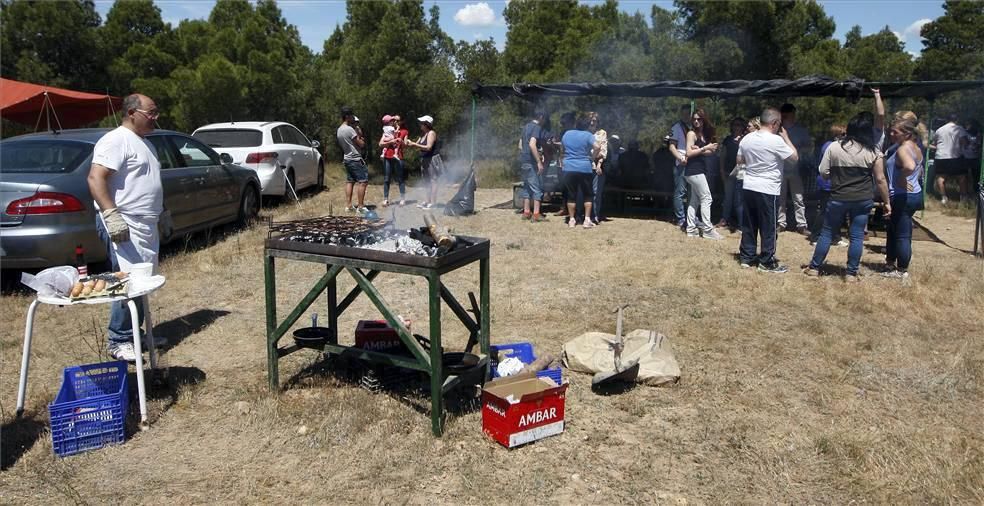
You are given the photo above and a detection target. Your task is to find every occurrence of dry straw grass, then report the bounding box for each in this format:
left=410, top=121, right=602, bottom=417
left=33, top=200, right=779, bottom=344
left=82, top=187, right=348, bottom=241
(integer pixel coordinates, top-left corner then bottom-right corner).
left=1, top=172, right=982, bottom=504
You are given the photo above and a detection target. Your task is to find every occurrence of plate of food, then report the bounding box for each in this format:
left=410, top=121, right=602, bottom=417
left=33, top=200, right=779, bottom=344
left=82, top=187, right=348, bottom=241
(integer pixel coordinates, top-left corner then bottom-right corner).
left=69, top=272, right=129, bottom=300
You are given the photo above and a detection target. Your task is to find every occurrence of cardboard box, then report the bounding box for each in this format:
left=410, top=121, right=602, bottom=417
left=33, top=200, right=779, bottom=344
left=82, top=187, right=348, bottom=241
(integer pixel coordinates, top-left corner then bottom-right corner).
left=482, top=372, right=568, bottom=448
left=355, top=320, right=410, bottom=353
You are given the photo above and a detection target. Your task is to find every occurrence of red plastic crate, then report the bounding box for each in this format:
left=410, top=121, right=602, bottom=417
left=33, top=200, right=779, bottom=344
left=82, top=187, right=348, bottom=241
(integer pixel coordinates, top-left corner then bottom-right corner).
left=355, top=320, right=411, bottom=352
left=482, top=373, right=568, bottom=448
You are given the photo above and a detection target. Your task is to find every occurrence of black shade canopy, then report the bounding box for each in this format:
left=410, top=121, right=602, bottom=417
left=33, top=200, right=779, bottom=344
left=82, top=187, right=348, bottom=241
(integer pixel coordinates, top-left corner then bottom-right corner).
left=472, top=76, right=984, bottom=101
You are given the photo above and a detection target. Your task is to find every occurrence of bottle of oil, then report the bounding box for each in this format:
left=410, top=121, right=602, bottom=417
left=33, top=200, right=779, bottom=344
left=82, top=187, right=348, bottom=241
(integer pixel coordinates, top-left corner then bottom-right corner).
left=75, top=244, right=88, bottom=277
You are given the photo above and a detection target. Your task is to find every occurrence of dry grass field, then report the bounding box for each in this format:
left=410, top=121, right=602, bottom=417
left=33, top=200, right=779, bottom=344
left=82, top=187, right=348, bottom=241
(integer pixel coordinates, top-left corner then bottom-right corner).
left=1, top=171, right=982, bottom=504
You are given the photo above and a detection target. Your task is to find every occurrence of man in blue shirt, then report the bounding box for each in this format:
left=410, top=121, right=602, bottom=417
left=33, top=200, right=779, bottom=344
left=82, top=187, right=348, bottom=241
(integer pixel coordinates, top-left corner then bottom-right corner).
left=519, top=110, right=547, bottom=221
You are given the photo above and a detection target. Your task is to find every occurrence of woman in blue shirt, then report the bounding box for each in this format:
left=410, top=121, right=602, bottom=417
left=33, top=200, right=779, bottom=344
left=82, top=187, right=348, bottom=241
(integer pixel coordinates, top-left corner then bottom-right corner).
left=882, top=117, right=924, bottom=280
left=560, top=113, right=601, bottom=229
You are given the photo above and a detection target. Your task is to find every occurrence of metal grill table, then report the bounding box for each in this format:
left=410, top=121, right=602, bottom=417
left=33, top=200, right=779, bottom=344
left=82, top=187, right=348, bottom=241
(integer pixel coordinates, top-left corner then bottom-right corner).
left=264, top=235, right=491, bottom=436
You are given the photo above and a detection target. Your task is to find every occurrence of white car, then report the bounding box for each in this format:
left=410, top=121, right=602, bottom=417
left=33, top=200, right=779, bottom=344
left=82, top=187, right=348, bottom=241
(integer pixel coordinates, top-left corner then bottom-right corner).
left=193, top=121, right=323, bottom=198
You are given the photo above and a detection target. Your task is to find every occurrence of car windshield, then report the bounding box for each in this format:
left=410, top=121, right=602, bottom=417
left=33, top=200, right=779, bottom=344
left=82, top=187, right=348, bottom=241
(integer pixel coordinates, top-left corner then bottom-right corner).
left=0, top=140, right=92, bottom=174
left=194, top=129, right=263, bottom=148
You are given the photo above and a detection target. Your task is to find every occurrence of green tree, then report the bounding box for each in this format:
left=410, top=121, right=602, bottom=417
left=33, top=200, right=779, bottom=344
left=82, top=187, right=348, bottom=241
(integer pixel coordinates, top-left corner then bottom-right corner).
left=0, top=0, right=104, bottom=90
left=915, top=0, right=984, bottom=80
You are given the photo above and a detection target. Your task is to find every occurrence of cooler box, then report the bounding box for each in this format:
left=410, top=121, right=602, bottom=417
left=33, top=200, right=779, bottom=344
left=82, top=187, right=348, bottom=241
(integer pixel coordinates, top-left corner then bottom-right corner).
left=482, top=373, right=568, bottom=448
left=355, top=319, right=410, bottom=353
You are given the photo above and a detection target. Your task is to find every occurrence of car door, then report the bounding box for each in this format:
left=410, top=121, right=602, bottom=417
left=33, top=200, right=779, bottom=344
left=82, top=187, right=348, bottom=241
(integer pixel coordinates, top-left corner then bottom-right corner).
left=271, top=125, right=303, bottom=190
left=286, top=125, right=316, bottom=187
left=146, top=134, right=197, bottom=237
left=170, top=134, right=235, bottom=225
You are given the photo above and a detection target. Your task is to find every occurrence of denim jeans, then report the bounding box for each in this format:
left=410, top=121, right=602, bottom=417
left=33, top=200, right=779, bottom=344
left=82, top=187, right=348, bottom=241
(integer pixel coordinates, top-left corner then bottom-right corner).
left=592, top=171, right=605, bottom=221
left=96, top=214, right=147, bottom=346
left=739, top=190, right=779, bottom=265
left=673, top=164, right=687, bottom=222
left=809, top=190, right=842, bottom=243
left=809, top=199, right=873, bottom=275
left=520, top=163, right=543, bottom=201
left=886, top=192, right=922, bottom=271
left=383, top=157, right=405, bottom=199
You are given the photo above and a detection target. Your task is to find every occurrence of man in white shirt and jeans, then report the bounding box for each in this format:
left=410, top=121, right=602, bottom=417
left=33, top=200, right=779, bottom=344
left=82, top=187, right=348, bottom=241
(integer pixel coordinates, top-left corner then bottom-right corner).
left=932, top=114, right=968, bottom=204
left=87, top=93, right=167, bottom=362
left=737, top=107, right=799, bottom=273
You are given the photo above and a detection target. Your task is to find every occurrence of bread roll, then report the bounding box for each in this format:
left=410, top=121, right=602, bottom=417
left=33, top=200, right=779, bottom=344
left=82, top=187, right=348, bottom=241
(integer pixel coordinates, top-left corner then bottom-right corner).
left=70, top=282, right=83, bottom=297
left=81, top=285, right=93, bottom=296
left=94, top=279, right=106, bottom=292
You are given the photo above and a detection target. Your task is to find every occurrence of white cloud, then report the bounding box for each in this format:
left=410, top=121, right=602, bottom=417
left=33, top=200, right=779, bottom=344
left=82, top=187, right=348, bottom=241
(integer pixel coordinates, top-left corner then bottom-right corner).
left=892, top=30, right=903, bottom=41
left=454, top=3, right=496, bottom=27
left=903, top=18, right=931, bottom=38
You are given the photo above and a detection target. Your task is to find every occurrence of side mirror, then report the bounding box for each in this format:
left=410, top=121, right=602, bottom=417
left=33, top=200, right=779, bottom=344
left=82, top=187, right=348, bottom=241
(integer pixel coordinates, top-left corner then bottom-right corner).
left=219, top=153, right=233, bottom=164
left=310, top=140, right=320, bottom=149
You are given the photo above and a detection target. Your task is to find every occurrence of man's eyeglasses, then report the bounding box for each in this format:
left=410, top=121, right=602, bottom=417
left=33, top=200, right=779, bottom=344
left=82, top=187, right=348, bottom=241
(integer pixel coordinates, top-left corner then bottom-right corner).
left=135, top=108, right=160, bottom=120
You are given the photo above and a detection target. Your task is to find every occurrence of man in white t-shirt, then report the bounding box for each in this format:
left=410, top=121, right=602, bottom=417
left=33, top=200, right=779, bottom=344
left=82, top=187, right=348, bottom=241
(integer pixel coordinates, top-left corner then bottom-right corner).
left=87, top=93, right=165, bottom=362
left=669, top=104, right=691, bottom=228
left=736, top=107, right=798, bottom=273
left=932, top=114, right=968, bottom=204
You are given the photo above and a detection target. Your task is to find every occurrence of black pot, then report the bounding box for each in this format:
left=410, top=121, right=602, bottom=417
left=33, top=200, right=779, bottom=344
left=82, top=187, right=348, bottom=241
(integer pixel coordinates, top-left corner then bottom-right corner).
left=293, top=327, right=333, bottom=348
left=442, top=352, right=480, bottom=375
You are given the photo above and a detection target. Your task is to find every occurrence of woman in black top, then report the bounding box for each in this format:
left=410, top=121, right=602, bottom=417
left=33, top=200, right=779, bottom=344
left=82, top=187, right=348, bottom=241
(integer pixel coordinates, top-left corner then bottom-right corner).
left=684, top=109, right=723, bottom=240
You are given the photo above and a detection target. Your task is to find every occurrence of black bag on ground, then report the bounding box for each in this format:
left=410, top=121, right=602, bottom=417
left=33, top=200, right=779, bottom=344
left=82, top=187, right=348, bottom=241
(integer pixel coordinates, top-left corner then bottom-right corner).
left=445, top=170, right=477, bottom=216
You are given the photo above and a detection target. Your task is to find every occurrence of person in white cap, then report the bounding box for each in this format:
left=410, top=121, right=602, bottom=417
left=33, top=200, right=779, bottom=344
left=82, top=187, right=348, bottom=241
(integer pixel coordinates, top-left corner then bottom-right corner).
left=405, top=115, right=443, bottom=208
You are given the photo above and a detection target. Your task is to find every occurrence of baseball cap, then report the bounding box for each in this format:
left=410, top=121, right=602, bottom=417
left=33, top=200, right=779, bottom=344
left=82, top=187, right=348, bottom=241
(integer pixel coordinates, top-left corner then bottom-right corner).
left=382, top=114, right=393, bottom=124
left=340, top=106, right=354, bottom=117
left=417, top=115, right=434, bottom=125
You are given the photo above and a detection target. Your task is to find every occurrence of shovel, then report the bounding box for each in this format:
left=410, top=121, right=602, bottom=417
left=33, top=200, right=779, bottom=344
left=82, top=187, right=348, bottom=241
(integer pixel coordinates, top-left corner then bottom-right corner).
left=592, top=304, right=640, bottom=387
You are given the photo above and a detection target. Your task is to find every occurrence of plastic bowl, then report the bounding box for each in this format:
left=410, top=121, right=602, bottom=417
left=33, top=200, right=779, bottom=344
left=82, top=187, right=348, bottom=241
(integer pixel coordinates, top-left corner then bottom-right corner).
left=293, top=327, right=333, bottom=348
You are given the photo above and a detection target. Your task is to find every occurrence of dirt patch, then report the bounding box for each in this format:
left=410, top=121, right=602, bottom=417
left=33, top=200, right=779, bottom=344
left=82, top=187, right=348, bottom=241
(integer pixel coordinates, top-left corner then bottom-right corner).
left=2, top=177, right=982, bottom=504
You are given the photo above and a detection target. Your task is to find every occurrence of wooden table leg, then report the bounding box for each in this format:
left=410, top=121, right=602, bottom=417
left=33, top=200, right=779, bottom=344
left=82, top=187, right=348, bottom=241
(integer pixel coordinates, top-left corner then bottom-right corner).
left=327, top=264, right=338, bottom=345
left=428, top=273, right=444, bottom=436
left=265, top=254, right=279, bottom=391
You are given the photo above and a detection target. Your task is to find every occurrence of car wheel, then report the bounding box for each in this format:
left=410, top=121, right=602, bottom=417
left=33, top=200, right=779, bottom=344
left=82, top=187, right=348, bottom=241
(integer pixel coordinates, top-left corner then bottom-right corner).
left=283, top=169, right=296, bottom=201
left=317, top=161, right=325, bottom=190
left=238, top=184, right=260, bottom=227
left=513, top=185, right=523, bottom=209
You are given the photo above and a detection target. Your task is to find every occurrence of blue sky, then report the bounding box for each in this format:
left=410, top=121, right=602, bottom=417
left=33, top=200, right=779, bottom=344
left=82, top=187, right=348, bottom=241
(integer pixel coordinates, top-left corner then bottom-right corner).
left=94, top=0, right=943, bottom=57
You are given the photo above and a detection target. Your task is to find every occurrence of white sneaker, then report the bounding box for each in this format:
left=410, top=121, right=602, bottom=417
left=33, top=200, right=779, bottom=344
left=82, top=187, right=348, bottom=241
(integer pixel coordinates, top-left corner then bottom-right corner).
left=416, top=202, right=427, bottom=208
left=357, top=206, right=370, bottom=215
left=702, top=229, right=724, bottom=240
left=834, top=239, right=849, bottom=247
left=109, top=342, right=137, bottom=362
left=381, top=199, right=390, bottom=207
left=423, top=203, right=434, bottom=209
left=399, top=199, right=406, bottom=206
left=940, top=196, right=948, bottom=205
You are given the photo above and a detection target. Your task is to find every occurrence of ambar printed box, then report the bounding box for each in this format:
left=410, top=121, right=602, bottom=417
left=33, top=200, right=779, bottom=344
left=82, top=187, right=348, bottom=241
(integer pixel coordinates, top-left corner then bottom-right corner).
left=354, top=319, right=410, bottom=352
left=481, top=372, right=568, bottom=448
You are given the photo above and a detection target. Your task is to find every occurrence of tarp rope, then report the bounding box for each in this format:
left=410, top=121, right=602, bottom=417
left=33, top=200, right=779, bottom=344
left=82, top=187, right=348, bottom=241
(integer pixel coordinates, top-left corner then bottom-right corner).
left=470, top=96, right=476, bottom=168
left=33, top=91, right=64, bottom=132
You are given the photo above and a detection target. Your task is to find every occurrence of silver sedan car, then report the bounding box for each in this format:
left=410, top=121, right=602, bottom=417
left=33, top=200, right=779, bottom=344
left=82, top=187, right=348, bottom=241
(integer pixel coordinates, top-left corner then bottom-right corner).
left=1, top=128, right=261, bottom=270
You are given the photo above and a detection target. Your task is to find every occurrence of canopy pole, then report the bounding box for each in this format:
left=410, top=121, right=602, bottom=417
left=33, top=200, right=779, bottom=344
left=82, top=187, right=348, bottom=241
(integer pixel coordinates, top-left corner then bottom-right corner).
left=470, top=96, right=476, bottom=167
left=921, top=99, right=934, bottom=219
left=976, top=120, right=984, bottom=257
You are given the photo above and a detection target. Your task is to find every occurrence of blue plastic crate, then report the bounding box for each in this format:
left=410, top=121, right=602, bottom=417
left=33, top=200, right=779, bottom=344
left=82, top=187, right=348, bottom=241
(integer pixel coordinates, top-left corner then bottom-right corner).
left=48, top=361, right=129, bottom=458
left=490, top=342, right=563, bottom=385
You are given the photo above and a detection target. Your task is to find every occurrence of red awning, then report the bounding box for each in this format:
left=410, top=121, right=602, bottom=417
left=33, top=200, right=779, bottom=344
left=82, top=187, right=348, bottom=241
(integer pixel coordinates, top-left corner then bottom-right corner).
left=0, top=78, right=122, bottom=129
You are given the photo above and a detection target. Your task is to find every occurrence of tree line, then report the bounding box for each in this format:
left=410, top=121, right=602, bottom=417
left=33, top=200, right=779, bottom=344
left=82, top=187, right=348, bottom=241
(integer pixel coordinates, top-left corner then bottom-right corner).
left=2, top=0, right=982, bottom=166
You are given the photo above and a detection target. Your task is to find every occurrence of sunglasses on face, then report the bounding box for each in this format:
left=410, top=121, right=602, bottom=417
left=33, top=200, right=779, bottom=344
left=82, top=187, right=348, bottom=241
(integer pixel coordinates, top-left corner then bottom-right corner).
left=135, top=108, right=160, bottom=120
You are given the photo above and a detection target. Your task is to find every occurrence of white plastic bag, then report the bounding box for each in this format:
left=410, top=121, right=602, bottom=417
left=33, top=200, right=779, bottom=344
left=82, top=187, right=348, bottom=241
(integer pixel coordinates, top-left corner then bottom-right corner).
left=496, top=356, right=525, bottom=377
left=21, top=266, right=79, bottom=297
